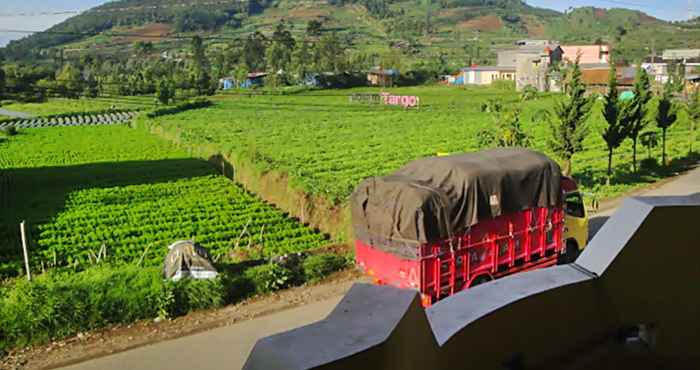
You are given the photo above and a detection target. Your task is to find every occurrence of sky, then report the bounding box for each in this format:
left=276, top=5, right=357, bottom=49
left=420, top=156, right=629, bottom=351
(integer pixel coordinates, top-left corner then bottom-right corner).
left=527, top=0, right=693, bottom=21
left=0, top=0, right=106, bottom=46
left=0, top=0, right=695, bottom=46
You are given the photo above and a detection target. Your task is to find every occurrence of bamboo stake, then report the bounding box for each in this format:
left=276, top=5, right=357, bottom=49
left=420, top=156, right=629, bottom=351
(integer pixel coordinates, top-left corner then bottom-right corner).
left=258, top=224, right=266, bottom=248
left=20, top=221, right=31, bottom=281
left=234, top=217, right=252, bottom=249
left=137, top=243, right=154, bottom=267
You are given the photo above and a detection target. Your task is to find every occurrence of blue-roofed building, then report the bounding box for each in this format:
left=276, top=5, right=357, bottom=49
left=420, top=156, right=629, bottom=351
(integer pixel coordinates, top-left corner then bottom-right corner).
left=220, top=72, right=269, bottom=90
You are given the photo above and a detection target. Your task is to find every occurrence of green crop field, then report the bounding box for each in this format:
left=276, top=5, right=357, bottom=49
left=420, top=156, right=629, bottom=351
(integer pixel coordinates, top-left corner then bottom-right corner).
left=0, top=126, right=327, bottom=277
left=0, top=97, right=153, bottom=117
left=144, top=86, right=699, bottom=206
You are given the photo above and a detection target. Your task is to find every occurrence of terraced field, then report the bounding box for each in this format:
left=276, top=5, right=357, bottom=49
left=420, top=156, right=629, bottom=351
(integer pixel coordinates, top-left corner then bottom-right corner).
left=0, top=126, right=327, bottom=276
left=0, top=97, right=152, bottom=117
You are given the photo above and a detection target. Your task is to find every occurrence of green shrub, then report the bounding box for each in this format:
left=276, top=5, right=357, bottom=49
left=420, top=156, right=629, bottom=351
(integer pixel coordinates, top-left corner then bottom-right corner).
left=243, top=263, right=293, bottom=294
left=219, top=272, right=256, bottom=303
left=0, top=266, right=162, bottom=350
left=640, top=157, right=659, bottom=170
left=0, top=253, right=351, bottom=353
left=0, top=125, right=18, bottom=136
left=168, top=277, right=225, bottom=316
left=146, top=98, right=212, bottom=118
left=521, top=85, right=539, bottom=101
left=302, top=254, right=348, bottom=282
left=492, top=80, right=516, bottom=91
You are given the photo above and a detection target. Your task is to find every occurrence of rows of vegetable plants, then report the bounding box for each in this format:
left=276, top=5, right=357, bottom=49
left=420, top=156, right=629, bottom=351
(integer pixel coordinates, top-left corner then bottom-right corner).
left=0, top=125, right=328, bottom=277
left=0, top=125, right=187, bottom=168
left=36, top=175, right=327, bottom=269
left=0, top=110, right=137, bottom=129
left=145, top=86, right=699, bottom=204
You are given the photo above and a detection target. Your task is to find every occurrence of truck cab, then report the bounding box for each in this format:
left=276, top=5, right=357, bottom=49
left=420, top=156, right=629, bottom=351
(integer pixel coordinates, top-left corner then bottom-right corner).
left=560, top=177, right=588, bottom=263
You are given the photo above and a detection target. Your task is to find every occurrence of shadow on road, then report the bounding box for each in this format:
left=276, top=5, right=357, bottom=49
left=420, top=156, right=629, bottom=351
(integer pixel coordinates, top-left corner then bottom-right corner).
left=588, top=215, right=610, bottom=242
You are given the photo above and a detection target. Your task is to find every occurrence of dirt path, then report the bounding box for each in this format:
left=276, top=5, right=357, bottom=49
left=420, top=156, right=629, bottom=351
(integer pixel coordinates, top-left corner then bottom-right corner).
left=1, top=270, right=366, bottom=370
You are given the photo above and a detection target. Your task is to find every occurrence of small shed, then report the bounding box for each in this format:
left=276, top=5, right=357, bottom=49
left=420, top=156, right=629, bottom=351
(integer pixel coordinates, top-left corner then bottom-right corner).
left=220, top=72, right=269, bottom=90
left=367, top=68, right=399, bottom=87
left=241, top=72, right=268, bottom=88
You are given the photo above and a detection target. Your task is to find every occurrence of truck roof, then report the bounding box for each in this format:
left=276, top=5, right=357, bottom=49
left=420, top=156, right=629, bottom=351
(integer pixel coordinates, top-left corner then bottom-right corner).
left=350, top=148, right=562, bottom=256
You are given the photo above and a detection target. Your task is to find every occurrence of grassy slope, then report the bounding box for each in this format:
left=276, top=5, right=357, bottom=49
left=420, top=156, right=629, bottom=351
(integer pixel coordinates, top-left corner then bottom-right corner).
left=16, top=0, right=700, bottom=68
left=145, top=86, right=698, bottom=209
left=546, top=7, right=700, bottom=62
left=0, top=125, right=327, bottom=276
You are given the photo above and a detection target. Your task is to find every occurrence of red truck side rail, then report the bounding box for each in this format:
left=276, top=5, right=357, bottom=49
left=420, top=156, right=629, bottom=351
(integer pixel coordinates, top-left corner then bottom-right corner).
left=356, top=207, right=564, bottom=307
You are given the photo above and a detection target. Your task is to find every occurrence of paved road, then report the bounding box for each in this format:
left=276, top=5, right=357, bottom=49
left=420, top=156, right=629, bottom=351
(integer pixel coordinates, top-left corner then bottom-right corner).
left=59, top=166, right=700, bottom=370
left=59, top=298, right=343, bottom=370
left=0, top=108, right=33, bottom=119
left=588, top=164, right=700, bottom=239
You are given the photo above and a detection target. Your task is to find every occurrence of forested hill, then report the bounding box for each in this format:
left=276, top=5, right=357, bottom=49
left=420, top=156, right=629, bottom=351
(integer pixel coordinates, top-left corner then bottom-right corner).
left=3, top=0, right=700, bottom=65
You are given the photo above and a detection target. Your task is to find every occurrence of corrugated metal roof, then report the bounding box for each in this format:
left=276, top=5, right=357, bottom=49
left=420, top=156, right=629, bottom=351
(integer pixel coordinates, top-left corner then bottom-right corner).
left=581, top=67, right=635, bottom=86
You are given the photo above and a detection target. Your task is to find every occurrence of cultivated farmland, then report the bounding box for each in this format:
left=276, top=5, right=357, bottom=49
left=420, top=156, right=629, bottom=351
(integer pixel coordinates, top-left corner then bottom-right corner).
left=0, top=97, right=152, bottom=117
left=144, top=86, right=699, bottom=205
left=0, top=126, right=327, bottom=276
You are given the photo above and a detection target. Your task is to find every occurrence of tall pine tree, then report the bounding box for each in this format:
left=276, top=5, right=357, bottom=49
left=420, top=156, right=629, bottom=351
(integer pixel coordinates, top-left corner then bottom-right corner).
left=601, top=64, right=628, bottom=184
left=655, top=81, right=678, bottom=166
left=548, top=59, right=593, bottom=176
left=191, top=36, right=211, bottom=96
left=625, top=66, right=652, bottom=172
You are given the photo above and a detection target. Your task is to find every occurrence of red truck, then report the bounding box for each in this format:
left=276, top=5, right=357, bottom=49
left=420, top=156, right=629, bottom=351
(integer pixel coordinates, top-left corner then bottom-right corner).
left=350, top=148, right=587, bottom=306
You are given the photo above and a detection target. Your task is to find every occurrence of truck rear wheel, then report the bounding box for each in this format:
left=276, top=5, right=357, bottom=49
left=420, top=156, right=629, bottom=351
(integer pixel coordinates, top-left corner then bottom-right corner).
left=469, top=275, right=492, bottom=288
left=558, top=240, right=580, bottom=265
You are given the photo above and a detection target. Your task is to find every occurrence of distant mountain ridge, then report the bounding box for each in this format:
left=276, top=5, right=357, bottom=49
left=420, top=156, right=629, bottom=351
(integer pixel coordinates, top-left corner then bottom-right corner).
left=2, top=0, right=700, bottom=65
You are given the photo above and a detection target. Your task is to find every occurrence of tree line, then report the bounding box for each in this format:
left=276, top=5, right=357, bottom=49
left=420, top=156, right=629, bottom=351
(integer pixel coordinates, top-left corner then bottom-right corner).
left=478, top=59, right=699, bottom=186
left=547, top=62, right=698, bottom=181
left=0, top=19, right=449, bottom=106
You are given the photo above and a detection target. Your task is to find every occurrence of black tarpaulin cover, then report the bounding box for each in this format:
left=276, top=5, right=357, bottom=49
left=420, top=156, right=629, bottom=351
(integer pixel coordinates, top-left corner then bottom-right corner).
left=350, top=148, right=562, bottom=259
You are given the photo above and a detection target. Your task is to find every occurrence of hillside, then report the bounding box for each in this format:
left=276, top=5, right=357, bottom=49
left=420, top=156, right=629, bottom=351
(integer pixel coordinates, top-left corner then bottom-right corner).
left=3, top=0, right=700, bottom=66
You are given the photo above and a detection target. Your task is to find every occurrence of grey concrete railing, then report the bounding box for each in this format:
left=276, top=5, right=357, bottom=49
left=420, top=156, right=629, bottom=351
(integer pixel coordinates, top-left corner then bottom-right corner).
left=244, top=194, right=700, bottom=370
